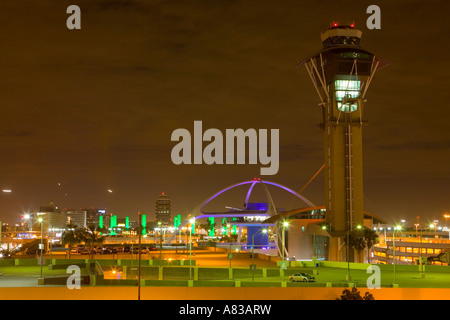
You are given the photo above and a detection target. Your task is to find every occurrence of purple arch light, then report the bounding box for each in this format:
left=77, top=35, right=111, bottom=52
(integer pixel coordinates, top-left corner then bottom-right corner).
left=198, top=178, right=315, bottom=215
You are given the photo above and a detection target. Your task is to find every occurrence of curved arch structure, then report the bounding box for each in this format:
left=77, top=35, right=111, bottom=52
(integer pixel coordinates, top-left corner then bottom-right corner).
left=196, top=178, right=315, bottom=216
left=167, top=178, right=315, bottom=257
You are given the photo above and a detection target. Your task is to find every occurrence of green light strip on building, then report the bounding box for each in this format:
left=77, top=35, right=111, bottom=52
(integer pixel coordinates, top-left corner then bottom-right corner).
left=142, top=214, right=147, bottom=235
left=222, top=218, right=227, bottom=236
left=110, top=215, right=117, bottom=236
left=209, top=217, right=214, bottom=237
left=125, top=216, right=129, bottom=229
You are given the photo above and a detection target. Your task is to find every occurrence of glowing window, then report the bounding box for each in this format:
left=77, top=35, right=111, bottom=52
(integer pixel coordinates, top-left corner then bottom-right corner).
left=335, top=80, right=360, bottom=112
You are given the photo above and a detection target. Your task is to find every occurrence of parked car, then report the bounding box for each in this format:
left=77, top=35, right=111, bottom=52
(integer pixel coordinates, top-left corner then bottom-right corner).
left=108, top=247, right=118, bottom=254
left=93, top=246, right=103, bottom=254
left=147, top=245, right=158, bottom=251
left=79, top=249, right=92, bottom=255
left=100, top=248, right=111, bottom=254
left=289, top=273, right=315, bottom=282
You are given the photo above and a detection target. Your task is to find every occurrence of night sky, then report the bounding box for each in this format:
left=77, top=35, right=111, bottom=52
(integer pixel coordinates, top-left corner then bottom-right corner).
left=1, top=0, right=449, bottom=226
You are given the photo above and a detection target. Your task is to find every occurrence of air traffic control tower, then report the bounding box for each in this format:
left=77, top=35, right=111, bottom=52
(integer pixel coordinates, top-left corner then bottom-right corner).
left=298, top=23, right=386, bottom=261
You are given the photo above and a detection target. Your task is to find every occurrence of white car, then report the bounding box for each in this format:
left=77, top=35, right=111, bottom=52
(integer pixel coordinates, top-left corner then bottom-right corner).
left=289, top=273, right=315, bottom=282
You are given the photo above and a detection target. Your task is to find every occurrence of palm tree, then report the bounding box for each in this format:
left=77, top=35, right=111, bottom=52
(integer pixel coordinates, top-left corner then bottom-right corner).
left=363, top=227, right=380, bottom=263
left=81, top=224, right=105, bottom=261
left=344, top=227, right=380, bottom=263
left=61, top=224, right=81, bottom=259
left=345, top=232, right=366, bottom=263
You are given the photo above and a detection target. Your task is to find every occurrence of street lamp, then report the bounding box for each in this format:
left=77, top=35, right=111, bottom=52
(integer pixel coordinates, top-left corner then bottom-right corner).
left=138, top=211, right=142, bottom=301
left=429, top=222, right=437, bottom=238
left=392, top=225, right=402, bottom=286
left=38, top=217, right=44, bottom=281
left=282, top=221, right=289, bottom=261
left=252, top=228, right=267, bottom=281
left=419, top=225, right=425, bottom=278
left=189, top=217, right=195, bottom=281
left=433, top=220, right=439, bottom=238
left=158, top=221, right=162, bottom=261
left=48, top=222, right=53, bottom=265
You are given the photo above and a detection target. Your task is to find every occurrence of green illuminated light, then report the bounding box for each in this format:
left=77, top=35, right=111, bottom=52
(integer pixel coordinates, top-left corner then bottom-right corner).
left=142, top=214, right=147, bottom=235
left=209, top=217, right=215, bottom=237
left=222, top=218, right=227, bottom=236
left=189, top=217, right=195, bottom=234
left=110, top=215, right=117, bottom=236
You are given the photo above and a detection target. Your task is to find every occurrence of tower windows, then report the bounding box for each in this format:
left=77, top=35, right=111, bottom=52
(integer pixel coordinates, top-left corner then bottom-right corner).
left=335, top=79, right=361, bottom=113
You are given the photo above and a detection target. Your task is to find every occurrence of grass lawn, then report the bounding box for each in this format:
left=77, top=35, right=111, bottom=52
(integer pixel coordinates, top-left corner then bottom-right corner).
left=2, top=264, right=450, bottom=288
left=229, top=267, right=450, bottom=288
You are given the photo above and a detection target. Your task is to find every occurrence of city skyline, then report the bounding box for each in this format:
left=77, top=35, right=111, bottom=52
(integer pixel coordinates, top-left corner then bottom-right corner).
left=1, top=0, right=450, bottom=226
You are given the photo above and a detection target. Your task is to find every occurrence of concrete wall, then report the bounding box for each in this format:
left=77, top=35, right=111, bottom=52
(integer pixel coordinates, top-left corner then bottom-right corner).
left=286, top=219, right=327, bottom=260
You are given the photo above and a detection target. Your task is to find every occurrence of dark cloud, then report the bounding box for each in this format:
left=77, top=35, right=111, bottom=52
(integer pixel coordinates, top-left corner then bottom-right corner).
left=0, top=130, right=33, bottom=138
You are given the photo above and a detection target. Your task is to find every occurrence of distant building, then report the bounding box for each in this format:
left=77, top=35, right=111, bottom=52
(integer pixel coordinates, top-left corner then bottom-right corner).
left=63, top=210, right=87, bottom=229
left=83, top=208, right=108, bottom=228
left=36, top=202, right=67, bottom=230
left=156, top=192, right=171, bottom=227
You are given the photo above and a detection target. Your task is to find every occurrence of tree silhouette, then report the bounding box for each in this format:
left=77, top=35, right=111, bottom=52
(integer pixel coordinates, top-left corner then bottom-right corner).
left=61, top=224, right=82, bottom=259
left=338, top=287, right=375, bottom=300
left=344, top=226, right=380, bottom=263
left=79, top=224, right=105, bottom=260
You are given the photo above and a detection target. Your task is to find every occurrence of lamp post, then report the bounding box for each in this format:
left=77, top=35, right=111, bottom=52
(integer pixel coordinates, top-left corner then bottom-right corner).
left=433, top=220, right=439, bottom=238
left=312, top=225, right=327, bottom=274
left=282, top=221, right=289, bottom=261
left=392, top=225, right=401, bottom=286
left=251, top=228, right=267, bottom=281
left=189, top=217, right=195, bottom=281
left=38, top=217, right=44, bottom=280
left=138, top=211, right=142, bottom=301
left=48, top=222, right=53, bottom=265
left=158, top=221, right=162, bottom=261
left=419, top=227, right=425, bottom=278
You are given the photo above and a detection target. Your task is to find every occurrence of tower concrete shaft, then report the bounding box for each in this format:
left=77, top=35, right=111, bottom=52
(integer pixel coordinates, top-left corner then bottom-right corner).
left=298, top=23, right=386, bottom=261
